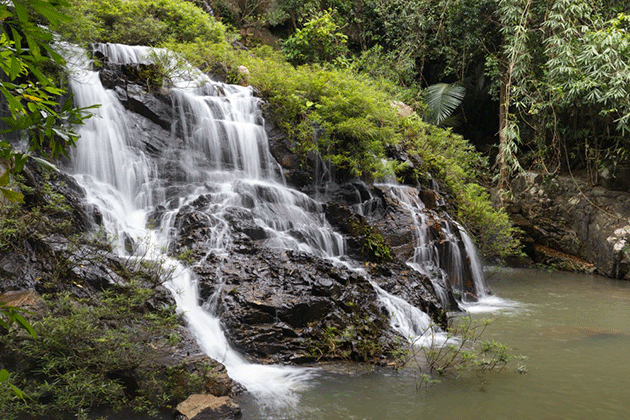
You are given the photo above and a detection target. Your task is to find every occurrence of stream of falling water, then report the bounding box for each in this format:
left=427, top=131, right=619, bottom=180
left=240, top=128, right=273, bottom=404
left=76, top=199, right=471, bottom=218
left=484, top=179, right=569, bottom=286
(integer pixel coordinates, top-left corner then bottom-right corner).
left=65, top=44, right=324, bottom=408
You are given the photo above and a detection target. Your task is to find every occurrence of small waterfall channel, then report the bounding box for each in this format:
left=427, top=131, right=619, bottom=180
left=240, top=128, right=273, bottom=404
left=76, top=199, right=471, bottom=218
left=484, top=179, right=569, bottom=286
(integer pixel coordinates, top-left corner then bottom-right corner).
left=61, top=43, right=486, bottom=406
left=360, top=184, right=489, bottom=309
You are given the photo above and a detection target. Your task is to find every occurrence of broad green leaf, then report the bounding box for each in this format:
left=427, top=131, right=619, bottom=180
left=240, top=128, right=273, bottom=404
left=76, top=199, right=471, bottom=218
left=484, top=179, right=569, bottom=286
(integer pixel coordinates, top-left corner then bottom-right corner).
left=424, top=83, right=466, bottom=125
left=9, top=27, right=22, bottom=54
left=0, top=187, right=25, bottom=203
left=14, top=312, right=36, bottom=338
left=9, top=383, right=25, bottom=400
left=9, top=56, right=23, bottom=80
left=31, top=156, right=59, bottom=172
left=13, top=0, right=28, bottom=23
left=0, top=369, right=8, bottom=383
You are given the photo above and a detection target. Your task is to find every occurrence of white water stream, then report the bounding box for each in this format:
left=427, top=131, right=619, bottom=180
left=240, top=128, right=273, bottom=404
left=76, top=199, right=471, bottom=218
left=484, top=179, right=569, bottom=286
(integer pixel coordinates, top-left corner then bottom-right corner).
left=66, top=44, right=326, bottom=406
left=63, top=43, right=486, bottom=407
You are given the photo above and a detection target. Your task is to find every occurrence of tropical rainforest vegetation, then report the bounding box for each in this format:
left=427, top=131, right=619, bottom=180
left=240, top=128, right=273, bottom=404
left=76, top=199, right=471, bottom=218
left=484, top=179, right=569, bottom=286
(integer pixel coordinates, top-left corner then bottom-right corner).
left=2, top=0, right=628, bottom=416
left=1, top=0, right=628, bottom=260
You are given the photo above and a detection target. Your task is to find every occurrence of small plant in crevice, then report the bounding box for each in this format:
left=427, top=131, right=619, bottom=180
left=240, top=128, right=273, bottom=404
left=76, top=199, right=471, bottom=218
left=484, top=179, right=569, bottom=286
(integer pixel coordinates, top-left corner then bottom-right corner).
left=348, top=219, right=392, bottom=263
left=308, top=312, right=388, bottom=362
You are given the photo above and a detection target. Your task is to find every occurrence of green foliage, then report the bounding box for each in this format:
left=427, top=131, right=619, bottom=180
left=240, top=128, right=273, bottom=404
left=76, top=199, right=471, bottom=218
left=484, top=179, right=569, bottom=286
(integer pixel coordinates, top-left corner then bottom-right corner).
left=456, top=183, right=522, bottom=258
left=0, top=0, right=92, bottom=203
left=0, top=286, right=186, bottom=419
left=281, top=10, right=348, bottom=65
left=56, top=0, right=226, bottom=46
left=424, top=83, right=466, bottom=126
left=0, top=303, right=36, bottom=401
left=310, top=315, right=385, bottom=362
left=349, top=44, right=421, bottom=101
left=0, top=171, right=74, bottom=255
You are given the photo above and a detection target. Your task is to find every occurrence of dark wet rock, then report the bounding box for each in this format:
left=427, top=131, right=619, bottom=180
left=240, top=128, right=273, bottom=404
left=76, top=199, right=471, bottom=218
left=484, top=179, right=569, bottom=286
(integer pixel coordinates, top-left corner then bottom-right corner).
left=262, top=108, right=314, bottom=190
left=367, top=185, right=418, bottom=262
left=368, top=261, right=449, bottom=325
left=223, top=207, right=267, bottom=240
left=598, top=161, right=630, bottom=192
left=418, top=189, right=439, bottom=210
left=324, top=201, right=392, bottom=263
left=190, top=245, right=444, bottom=364
left=125, top=83, right=173, bottom=130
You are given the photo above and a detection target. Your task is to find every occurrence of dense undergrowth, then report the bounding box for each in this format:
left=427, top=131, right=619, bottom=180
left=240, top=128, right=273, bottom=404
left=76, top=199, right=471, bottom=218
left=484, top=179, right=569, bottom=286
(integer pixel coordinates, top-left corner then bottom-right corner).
left=0, top=289, right=200, bottom=420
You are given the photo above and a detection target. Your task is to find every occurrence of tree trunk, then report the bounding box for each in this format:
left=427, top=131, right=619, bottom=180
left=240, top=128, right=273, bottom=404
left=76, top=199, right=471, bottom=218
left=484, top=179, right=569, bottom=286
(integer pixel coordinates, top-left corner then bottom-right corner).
left=498, top=68, right=511, bottom=193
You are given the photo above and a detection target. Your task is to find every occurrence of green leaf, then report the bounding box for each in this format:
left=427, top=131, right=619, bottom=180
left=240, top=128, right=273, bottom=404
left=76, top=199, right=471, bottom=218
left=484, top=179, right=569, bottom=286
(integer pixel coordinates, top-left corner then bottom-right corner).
left=13, top=153, right=28, bottom=173
left=0, top=369, right=8, bottom=383
left=1, top=187, right=25, bottom=203
left=31, top=156, right=59, bottom=172
left=9, top=27, right=22, bottom=55
left=9, top=383, right=26, bottom=400
left=13, top=312, right=36, bottom=338
left=9, top=56, right=23, bottom=80
left=13, top=0, right=28, bottom=23
left=424, top=83, right=466, bottom=125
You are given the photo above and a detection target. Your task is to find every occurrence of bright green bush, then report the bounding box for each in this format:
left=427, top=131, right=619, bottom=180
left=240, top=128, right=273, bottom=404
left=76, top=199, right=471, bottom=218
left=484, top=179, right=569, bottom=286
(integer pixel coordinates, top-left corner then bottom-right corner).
left=56, top=0, right=226, bottom=46
left=281, top=10, right=348, bottom=65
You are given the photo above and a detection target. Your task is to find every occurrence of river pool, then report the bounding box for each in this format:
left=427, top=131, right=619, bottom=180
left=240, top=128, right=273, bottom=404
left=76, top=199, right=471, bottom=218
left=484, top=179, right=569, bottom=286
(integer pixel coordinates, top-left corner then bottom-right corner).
left=239, top=268, right=630, bottom=419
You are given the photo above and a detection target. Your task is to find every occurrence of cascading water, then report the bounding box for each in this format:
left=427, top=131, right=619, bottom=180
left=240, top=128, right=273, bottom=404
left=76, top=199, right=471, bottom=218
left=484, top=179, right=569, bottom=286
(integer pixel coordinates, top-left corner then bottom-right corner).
left=62, top=42, right=466, bottom=408
left=373, top=183, right=489, bottom=307
left=65, top=43, right=341, bottom=407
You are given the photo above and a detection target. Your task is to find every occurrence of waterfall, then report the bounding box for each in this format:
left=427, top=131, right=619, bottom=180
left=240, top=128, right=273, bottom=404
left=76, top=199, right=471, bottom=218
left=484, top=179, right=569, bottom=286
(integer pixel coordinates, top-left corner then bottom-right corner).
left=66, top=44, right=329, bottom=407
left=62, top=42, right=466, bottom=406
left=372, top=282, right=448, bottom=347
left=374, top=183, right=489, bottom=305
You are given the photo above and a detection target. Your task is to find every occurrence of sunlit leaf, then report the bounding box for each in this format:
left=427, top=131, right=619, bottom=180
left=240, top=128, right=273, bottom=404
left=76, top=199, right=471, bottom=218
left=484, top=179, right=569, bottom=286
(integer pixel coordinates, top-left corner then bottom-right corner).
left=0, top=187, right=25, bottom=203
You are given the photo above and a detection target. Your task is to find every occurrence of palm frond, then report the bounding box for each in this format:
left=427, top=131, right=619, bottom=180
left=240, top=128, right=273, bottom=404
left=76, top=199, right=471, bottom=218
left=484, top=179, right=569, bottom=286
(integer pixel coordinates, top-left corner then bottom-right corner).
left=424, top=83, right=466, bottom=125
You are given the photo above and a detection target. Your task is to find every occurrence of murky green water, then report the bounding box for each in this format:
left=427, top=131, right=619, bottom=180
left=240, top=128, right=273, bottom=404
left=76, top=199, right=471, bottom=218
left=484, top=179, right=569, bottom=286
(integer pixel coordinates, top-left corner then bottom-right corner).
left=239, top=268, right=630, bottom=419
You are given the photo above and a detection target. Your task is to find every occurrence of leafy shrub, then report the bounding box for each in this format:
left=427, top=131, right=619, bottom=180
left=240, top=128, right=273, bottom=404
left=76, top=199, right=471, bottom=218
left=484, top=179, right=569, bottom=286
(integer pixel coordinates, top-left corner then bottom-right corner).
left=408, top=316, right=524, bottom=387
left=281, top=10, right=348, bottom=65
left=0, top=287, right=192, bottom=419
left=56, top=0, right=226, bottom=46
left=456, top=183, right=522, bottom=258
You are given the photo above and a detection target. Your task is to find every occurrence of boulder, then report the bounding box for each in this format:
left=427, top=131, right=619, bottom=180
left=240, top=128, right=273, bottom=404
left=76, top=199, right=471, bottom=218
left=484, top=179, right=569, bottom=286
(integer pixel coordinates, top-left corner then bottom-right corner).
left=187, top=242, right=444, bottom=364
left=175, top=394, right=241, bottom=420
left=0, top=289, right=47, bottom=315
left=509, top=172, right=630, bottom=278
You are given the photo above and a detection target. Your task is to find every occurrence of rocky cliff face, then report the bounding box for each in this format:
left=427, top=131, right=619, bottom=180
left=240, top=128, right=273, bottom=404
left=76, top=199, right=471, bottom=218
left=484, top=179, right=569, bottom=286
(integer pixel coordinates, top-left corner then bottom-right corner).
left=508, top=172, right=630, bottom=278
